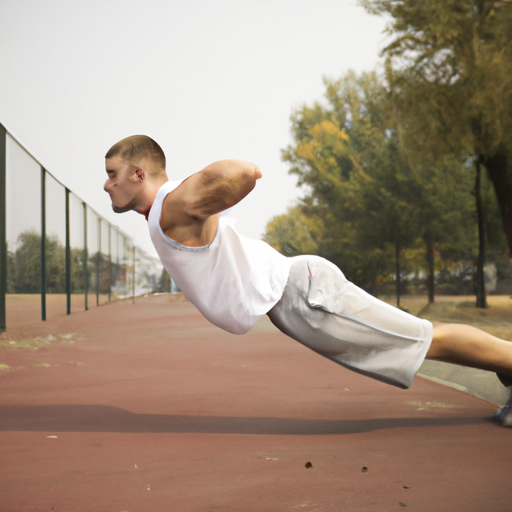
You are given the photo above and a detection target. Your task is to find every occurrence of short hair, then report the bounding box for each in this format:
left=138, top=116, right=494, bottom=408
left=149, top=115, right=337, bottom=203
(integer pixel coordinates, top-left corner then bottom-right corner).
left=105, top=135, right=166, bottom=170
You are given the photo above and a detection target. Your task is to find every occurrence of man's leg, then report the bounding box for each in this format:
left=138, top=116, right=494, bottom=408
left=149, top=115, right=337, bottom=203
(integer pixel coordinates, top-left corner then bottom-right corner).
left=426, top=323, right=512, bottom=377
left=426, top=323, right=512, bottom=426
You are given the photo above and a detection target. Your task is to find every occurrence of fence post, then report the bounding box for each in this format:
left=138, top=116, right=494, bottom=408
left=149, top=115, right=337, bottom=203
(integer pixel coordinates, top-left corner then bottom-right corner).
left=83, top=202, right=88, bottom=311
left=96, top=217, right=101, bottom=306
left=108, top=225, right=112, bottom=302
left=0, top=124, right=6, bottom=333
left=40, top=167, right=46, bottom=321
left=132, top=245, right=136, bottom=303
left=65, top=188, right=71, bottom=314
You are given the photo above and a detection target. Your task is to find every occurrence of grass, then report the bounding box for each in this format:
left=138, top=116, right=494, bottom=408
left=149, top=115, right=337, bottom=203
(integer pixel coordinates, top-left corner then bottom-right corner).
left=0, top=338, right=53, bottom=350
left=0, top=332, right=84, bottom=351
left=380, top=294, right=512, bottom=341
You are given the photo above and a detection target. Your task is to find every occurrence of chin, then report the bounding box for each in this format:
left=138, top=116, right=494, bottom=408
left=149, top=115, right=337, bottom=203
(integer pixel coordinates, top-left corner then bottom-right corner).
left=112, top=204, right=132, bottom=214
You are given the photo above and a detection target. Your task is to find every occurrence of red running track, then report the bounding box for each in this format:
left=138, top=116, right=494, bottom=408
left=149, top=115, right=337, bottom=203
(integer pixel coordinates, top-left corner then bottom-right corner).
left=0, top=294, right=510, bottom=512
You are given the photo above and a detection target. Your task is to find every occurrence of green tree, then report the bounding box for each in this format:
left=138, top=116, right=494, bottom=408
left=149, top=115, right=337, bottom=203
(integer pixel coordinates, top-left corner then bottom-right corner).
left=10, top=231, right=42, bottom=293
left=11, top=230, right=68, bottom=293
left=361, top=0, right=512, bottom=305
left=8, top=230, right=89, bottom=294
left=275, top=70, right=477, bottom=298
left=70, top=247, right=87, bottom=293
left=5, top=245, right=16, bottom=293
left=263, top=205, right=322, bottom=256
left=280, top=72, right=405, bottom=290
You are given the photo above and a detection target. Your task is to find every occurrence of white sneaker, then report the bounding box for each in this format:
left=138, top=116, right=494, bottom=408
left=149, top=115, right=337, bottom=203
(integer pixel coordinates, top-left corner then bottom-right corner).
left=493, top=389, right=512, bottom=427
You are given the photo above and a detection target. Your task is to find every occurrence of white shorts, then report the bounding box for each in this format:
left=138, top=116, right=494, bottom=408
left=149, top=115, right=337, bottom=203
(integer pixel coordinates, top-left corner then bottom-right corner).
left=268, top=256, right=433, bottom=389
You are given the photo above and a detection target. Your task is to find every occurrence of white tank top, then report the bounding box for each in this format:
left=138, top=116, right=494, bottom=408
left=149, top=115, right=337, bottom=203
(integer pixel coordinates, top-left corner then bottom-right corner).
left=148, top=181, right=292, bottom=334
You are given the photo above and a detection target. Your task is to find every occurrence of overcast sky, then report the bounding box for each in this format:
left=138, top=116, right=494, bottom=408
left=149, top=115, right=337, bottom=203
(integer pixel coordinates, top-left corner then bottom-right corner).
left=0, top=0, right=388, bottom=257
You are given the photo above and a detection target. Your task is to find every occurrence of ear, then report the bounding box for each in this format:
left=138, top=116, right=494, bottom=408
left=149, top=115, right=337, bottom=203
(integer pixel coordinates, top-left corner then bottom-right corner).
left=131, top=168, right=145, bottom=183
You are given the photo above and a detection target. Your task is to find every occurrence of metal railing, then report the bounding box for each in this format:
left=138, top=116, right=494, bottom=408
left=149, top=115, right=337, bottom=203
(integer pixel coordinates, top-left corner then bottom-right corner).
left=0, top=123, right=168, bottom=332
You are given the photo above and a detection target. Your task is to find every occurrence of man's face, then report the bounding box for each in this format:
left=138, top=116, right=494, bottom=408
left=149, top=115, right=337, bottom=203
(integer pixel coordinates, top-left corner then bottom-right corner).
left=104, top=155, right=140, bottom=213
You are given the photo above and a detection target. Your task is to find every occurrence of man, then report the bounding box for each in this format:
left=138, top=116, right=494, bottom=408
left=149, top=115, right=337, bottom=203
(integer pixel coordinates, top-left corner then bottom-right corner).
left=104, top=134, right=512, bottom=425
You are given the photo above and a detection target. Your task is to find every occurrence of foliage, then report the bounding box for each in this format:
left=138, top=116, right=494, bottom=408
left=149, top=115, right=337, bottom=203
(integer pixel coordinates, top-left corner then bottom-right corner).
left=8, top=230, right=64, bottom=293
left=274, top=71, right=478, bottom=291
left=266, top=64, right=512, bottom=296
left=263, top=205, right=322, bottom=256
left=361, top=0, right=512, bottom=251
left=6, top=229, right=132, bottom=294
left=264, top=3, right=512, bottom=298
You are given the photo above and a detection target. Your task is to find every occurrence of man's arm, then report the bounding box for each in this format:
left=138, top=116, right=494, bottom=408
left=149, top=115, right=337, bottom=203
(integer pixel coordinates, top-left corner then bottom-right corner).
left=160, top=160, right=262, bottom=246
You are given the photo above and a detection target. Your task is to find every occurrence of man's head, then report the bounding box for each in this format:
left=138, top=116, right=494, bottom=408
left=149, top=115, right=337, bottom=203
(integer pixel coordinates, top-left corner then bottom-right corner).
left=105, top=135, right=166, bottom=171
left=104, top=135, right=168, bottom=216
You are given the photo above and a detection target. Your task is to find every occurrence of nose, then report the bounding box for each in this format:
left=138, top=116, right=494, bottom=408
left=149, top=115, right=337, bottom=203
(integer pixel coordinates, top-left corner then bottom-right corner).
left=104, top=179, right=112, bottom=193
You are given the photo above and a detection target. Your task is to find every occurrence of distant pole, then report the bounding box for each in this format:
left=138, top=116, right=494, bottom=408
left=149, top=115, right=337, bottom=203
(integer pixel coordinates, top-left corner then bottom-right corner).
left=65, top=188, right=71, bottom=315
left=0, top=124, right=6, bottom=333
left=96, top=217, right=101, bottom=306
left=40, top=167, right=46, bottom=321
left=83, top=203, right=88, bottom=310
left=395, top=239, right=401, bottom=309
left=425, top=232, right=435, bottom=304
left=475, top=157, right=487, bottom=308
left=108, top=225, right=112, bottom=302
left=132, top=245, right=136, bottom=303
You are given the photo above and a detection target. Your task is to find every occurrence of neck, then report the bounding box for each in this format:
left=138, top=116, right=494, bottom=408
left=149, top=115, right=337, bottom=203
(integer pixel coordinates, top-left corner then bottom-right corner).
left=138, top=176, right=168, bottom=219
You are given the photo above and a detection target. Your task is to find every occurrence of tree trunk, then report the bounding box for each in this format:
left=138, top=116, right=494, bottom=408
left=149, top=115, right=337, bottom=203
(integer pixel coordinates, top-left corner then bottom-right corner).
left=425, top=232, right=435, bottom=304
left=475, top=157, right=487, bottom=309
left=395, top=238, right=401, bottom=308
left=484, top=148, right=512, bottom=255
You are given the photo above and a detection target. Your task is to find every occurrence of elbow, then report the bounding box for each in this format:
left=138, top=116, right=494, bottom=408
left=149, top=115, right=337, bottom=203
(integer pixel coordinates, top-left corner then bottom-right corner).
left=244, top=163, right=262, bottom=187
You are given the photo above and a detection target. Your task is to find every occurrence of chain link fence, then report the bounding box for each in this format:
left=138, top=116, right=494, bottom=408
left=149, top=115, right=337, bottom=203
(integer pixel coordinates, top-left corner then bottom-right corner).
left=0, top=123, right=169, bottom=332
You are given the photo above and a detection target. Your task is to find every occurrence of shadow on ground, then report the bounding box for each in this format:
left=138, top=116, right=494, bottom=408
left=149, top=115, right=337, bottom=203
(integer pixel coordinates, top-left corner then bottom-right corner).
left=0, top=404, right=486, bottom=435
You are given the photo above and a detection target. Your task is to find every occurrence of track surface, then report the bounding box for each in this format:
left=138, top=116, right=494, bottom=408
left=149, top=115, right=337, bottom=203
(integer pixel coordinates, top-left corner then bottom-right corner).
left=1, top=294, right=510, bottom=512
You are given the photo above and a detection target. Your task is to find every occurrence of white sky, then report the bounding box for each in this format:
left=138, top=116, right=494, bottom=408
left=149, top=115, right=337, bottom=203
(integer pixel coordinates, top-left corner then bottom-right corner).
left=0, top=0, right=388, bottom=257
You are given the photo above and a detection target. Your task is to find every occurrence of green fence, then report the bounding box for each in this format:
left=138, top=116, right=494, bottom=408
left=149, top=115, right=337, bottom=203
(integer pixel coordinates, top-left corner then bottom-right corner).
left=0, top=123, right=169, bottom=332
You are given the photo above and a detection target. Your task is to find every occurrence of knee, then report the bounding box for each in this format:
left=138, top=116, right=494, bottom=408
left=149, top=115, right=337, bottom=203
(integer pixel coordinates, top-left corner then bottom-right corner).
left=426, top=322, right=452, bottom=359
